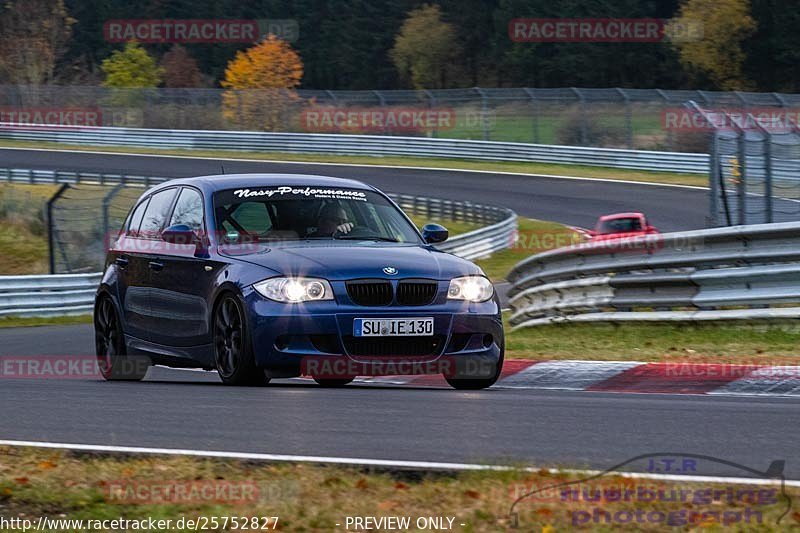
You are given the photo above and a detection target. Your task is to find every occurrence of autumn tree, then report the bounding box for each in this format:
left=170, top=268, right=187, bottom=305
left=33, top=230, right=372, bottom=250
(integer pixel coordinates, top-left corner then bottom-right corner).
left=161, top=45, right=205, bottom=88
left=390, top=4, right=463, bottom=89
left=0, top=0, right=74, bottom=86
left=221, top=35, right=303, bottom=131
left=668, top=0, right=756, bottom=90
left=101, top=42, right=163, bottom=88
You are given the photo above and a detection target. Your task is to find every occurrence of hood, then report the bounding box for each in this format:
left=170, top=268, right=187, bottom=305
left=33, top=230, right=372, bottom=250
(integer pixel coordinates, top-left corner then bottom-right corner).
left=219, top=241, right=482, bottom=281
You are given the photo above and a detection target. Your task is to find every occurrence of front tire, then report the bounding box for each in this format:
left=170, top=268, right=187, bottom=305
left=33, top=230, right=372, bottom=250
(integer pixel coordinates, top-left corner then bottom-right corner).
left=213, top=293, right=269, bottom=386
left=94, top=295, right=149, bottom=381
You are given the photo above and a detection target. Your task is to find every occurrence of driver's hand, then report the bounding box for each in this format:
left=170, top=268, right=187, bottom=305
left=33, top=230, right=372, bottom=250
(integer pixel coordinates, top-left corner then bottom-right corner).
left=336, top=222, right=354, bottom=234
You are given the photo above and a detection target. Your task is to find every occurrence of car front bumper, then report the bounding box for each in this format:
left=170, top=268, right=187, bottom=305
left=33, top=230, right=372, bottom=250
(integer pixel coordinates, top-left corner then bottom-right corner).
left=242, top=285, right=504, bottom=380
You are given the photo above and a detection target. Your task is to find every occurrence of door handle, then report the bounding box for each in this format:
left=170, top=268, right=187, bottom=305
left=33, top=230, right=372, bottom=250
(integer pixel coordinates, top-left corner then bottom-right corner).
left=115, top=257, right=129, bottom=268
left=148, top=261, right=164, bottom=272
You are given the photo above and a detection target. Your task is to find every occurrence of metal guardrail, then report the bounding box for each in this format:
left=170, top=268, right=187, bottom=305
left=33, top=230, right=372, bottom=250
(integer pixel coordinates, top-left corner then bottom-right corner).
left=4, top=84, right=800, bottom=151
left=0, top=124, right=709, bottom=174
left=0, top=273, right=101, bottom=317
left=0, top=183, right=516, bottom=316
left=389, top=194, right=516, bottom=261
left=507, top=221, right=800, bottom=327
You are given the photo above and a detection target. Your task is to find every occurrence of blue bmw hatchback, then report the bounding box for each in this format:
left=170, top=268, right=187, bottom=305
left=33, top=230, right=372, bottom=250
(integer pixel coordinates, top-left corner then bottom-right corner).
left=94, top=174, right=504, bottom=389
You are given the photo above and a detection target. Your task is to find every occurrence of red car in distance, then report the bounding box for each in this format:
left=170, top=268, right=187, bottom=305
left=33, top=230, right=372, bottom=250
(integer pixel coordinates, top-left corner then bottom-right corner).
left=586, top=212, right=659, bottom=241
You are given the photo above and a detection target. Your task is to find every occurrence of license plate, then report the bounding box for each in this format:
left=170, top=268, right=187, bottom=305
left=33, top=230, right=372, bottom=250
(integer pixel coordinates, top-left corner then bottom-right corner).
left=353, top=317, right=434, bottom=337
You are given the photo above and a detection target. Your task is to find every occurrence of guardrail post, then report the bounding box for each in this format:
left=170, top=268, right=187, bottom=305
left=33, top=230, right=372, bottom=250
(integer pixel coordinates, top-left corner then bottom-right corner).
left=102, top=184, right=125, bottom=248
left=570, top=87, right=588, bottom=145
left=735, top=123, right=748, bottom=226
left=617, top=88, right=633, bottom=148
left=749, top=115, right=773, bottom=223
left=523, top=88, right=539, bottom=144
left=423, top=89, right=437, bottom=139
left=474, top=87, right=490, bottom=141
left=47, top=183, right=71, bottom=274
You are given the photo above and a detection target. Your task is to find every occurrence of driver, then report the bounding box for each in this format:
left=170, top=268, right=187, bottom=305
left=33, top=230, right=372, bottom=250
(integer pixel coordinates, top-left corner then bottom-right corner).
left=316, top=203, right=354, bottom=236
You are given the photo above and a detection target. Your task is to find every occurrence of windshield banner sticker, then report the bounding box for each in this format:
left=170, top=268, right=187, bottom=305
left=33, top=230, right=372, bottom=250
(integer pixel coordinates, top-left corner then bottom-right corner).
left=233, top=187, right=367, bottom=201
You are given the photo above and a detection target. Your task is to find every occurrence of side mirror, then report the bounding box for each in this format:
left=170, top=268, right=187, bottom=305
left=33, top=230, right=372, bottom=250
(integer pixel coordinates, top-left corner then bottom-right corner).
left=422, top=223, right=448, bottom=244
left=646, top=225, right=659, bottom=234
left=586, top=229, right=597, bottom=238
left=162, top=224, right=198, bottom=245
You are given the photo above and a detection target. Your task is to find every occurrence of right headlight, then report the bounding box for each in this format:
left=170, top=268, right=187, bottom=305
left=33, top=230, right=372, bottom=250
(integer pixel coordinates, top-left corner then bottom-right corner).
left=253, top=277, right=333, bottom=303
left=447, top=276, right=494, bottom=302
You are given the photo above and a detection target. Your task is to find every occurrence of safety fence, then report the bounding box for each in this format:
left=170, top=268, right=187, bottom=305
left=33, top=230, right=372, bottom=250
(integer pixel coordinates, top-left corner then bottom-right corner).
left=0, top=125, right=710, bottom=174
left=507, top=221, right=800, bottom=327
left=0, top=175, right=516, bottom=316
left=0, top=272, right=101, bottom=317
left=3, top=84, right=800, bottom=151
left=684, top=101, right=800, bottom=226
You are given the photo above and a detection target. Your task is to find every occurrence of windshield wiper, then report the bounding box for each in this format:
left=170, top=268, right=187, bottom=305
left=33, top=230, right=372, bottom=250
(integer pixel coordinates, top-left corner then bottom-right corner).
left=334, top=235, right=400, bottom=242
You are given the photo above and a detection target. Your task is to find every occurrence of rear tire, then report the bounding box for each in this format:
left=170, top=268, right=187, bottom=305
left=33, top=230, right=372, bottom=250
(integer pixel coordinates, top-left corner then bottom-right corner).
left=94, top=295, right=149, bottom=381
left=213, top=293, right=270, bottom=386
left=313, top=377, right=354, bottom=387
left=444, top=345, right=504, bottom=390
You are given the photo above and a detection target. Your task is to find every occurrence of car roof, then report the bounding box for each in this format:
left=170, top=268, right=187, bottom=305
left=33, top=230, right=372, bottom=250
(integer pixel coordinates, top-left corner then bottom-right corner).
left=149, top=173, right=377, bottom=194
left=597, top=212, right=645, bottom=221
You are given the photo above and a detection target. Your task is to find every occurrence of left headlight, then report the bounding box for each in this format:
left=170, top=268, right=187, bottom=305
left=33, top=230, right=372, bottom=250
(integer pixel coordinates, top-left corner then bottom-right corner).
left=253, top=277, right=334, bottom=303
left=447, top=275, right=494, bottom=302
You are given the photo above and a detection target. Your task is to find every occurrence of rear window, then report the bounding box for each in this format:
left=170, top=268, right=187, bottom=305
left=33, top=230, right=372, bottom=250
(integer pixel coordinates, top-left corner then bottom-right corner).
left=139, top=188, right=178, bottom=238
left=597, top=217, right=643, bottom=234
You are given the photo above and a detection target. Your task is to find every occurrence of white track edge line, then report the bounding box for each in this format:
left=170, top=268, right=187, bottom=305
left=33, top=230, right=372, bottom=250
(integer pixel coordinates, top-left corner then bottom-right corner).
left=0, top=146, right=708, bottom=191
left=0, top=439, right=797, bottom=487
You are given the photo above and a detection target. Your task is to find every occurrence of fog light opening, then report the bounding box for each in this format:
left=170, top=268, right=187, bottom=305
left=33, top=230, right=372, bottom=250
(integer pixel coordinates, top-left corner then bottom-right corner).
left=482, top=334, right=494, bottom=348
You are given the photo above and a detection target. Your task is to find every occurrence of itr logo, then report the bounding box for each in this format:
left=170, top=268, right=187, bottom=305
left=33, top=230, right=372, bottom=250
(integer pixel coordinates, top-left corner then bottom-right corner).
left=647, top=457, right=697, bottom=473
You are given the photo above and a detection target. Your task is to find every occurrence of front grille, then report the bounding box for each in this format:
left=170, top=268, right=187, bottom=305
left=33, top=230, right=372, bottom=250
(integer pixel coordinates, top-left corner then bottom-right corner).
left=343, top=335, right=445, bottom=357
left=346, top=280, right=393, bottom=306
left=397, top=280, right=437, bottom=306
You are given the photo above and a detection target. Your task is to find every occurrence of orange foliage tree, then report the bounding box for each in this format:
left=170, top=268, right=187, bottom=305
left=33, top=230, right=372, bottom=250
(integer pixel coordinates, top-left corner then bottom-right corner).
left=221, top=35, right=303, bottom=131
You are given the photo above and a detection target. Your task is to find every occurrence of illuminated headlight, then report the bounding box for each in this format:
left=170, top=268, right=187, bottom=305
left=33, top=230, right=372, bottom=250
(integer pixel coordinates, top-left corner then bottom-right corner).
left=253, top=277, right=333, bottom=303
left=447, top=276, right=494, bottom=302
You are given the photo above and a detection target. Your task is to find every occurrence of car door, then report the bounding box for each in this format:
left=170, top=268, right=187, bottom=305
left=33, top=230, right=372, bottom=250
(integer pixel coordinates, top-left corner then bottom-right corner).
left=108, top=194, right=153, bottom=343
left=146, top=186, right=215, bottom=349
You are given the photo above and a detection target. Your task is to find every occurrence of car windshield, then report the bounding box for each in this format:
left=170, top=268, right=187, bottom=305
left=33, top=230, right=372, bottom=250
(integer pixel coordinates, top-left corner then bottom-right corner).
left=597, top=217, right=643, bottom=234
left=213, top=186, right=421, bottom=244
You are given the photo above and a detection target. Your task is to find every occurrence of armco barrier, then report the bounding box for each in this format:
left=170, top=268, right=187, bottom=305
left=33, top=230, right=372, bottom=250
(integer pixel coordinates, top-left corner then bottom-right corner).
left=507, top=221, right=800, bottom=327
left=0, top=273, right=101, bottom=317
left=0, top=124, right=709, bottom=174
left=0, top=179, right=515, bottom=316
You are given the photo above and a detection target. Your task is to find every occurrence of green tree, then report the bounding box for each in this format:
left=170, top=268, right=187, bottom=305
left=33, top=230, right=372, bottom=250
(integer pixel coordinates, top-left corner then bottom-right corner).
left=390, top=4, right=463, bottom=89
left=668, top=0, right=756, bottom=90
left=101, top=41, right=163, bottom=88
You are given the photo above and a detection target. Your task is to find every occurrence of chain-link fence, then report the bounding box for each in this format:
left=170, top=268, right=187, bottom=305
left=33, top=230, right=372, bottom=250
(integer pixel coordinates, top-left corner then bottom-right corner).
left=689, top=101, right=800, bottom=226
left=4, top=85, right=800, bottom=151
left=46, top=183, right=514, bottom=274
left=48, top=184, right=145, bottom=273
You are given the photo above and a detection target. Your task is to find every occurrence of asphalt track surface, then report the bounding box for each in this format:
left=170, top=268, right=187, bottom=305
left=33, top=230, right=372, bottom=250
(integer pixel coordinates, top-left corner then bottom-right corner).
left=1, top=148, right=797, bottom=478
left=0, top=147, right=708, bottom=231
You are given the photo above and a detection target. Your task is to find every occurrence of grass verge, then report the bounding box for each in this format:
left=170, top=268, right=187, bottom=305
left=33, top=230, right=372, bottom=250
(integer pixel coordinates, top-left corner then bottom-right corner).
left=505, top=320, right=800, bottom=364
left=0, top=138, right=707, bottom=187
left=0, top=315, right=92, bottom=328
left=0, top=448, right=795, bottom=531
left=475, top=218, right=580, bottom=281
